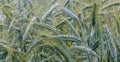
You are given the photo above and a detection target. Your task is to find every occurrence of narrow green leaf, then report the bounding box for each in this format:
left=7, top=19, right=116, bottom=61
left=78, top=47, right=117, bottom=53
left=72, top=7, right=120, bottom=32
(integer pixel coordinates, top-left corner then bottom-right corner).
left=92, top=41, right=99, bottom=50
left=92, top=3, right=96, bottom=27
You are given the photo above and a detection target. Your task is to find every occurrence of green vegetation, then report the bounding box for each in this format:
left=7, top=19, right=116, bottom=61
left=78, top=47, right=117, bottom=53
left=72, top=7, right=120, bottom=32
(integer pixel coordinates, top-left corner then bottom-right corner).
left=0, top=0, right=120, bottom=62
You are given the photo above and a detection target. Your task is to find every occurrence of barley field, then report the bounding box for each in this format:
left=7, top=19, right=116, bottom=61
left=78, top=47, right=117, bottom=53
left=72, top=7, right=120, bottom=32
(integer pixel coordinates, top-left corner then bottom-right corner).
left=0, top=0, right=120, bottom=62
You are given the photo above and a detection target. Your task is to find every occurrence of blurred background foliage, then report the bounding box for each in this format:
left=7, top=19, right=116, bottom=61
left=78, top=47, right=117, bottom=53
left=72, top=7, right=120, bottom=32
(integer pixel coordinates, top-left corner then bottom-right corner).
left=0, top=0, right=120, bottom=62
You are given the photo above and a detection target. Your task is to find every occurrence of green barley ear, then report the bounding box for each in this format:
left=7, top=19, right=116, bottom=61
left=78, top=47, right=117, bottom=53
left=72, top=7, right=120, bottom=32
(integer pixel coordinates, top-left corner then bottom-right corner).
left=61, top=8, right=78, bottom=20
left=50, top=35, right=81, bottom=42
left=104, top=24, right=117, bottom=62
left=22, top=17, right=36, bottom=41
left=33, top=22, right=61, bottom=34
left=42, top=3, right=58, bottom=20
left=74, top=46, right=99, bottom=57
